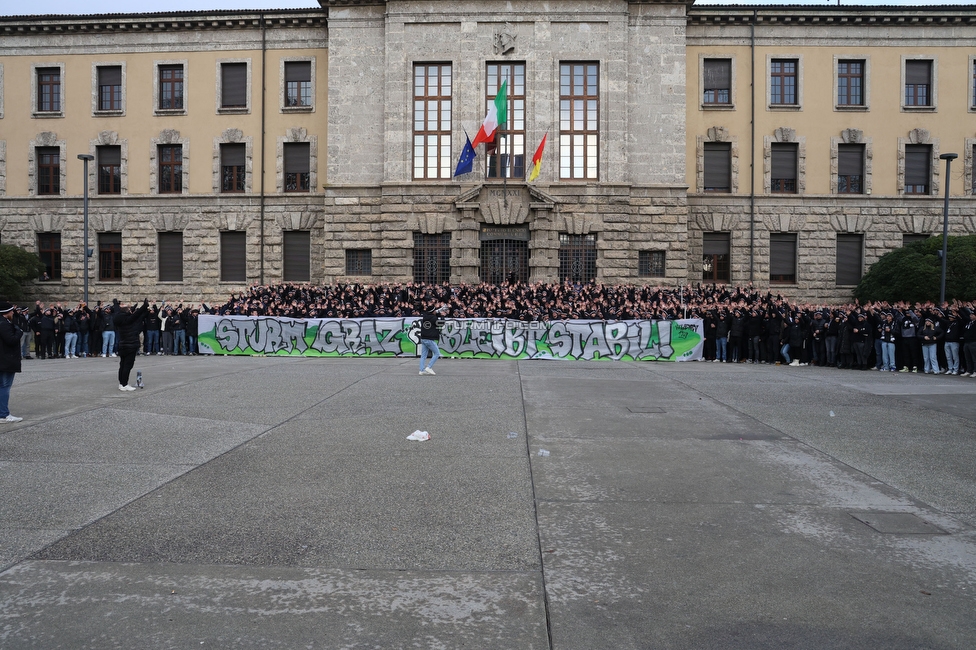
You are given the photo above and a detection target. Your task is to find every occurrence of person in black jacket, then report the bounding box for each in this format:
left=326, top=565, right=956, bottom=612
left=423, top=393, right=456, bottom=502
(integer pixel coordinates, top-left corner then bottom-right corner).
left=962, top=309, right=976, bottom=377
left=417, top=304, right=447, bottom=375
left=0, top=300, right=24, bottom=422
left=114, top=299, right=150, bottom=391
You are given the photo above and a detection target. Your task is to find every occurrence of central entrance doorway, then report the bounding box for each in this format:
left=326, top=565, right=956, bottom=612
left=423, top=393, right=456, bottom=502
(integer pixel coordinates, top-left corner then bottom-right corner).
left=479, top=224, right=529, bottom=283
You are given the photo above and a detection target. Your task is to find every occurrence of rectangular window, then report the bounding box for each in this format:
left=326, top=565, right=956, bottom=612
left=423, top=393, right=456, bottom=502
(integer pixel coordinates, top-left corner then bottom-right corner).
left=346, top=249, right=373, bottom=276
left=221, top=62, right=247, bottom=109
left=412, top=63, right=452, bottom=180
left=158, top=232, right=183, bottom=282
left=836, top=233, right=863, bottom=286
left=220, top=231, right=247, bottom=283
left=770, top=59, right=797, bottom=106
left=703, top=142, right=731, bottom=192
left=284, top=61, right=312, bottom=107
left=769, top=233, right=797, bottom=284
left=38, top=233, right=61, bottom=281
left=837, top=60, right=864, bottom=107
left=36, top=147, right=60, bottom=195
left=905, top=144, right=931, bottom=194
left=703, top=232, right=730, bottom=283
left=902, top=234, right=929, bottom=247
left=770, top=143, right=798, bottom=194
left=905, top=60, right=931, bottom=107
left=638, top=250, right=665, bottom=278
left=283, top=142, right=310, bottom=192
left=99, top=232, right=122, bottom=282
left=559, top=63, right=599, bottom=179
left=97, top=66, right=122, bottom=112
left=158, top=64, right=184, bottom=110
left=703, top=59, right=731, bottom=105
left=558, top=233, right=597, bottom=282
left=413, top=232, right=451, bottom=284
left=37, top=67, right=60, bottom=112
left=282, top=231, right=311, bottom=282
left=837, top=144, right=864, bottom=194
left=221, top=143, right=245, bottom=193
left=486, top=62, right=525, bottom=179
left=158, top=145, right=183, bottom=194
left=97, top=145, right=121, bottom=195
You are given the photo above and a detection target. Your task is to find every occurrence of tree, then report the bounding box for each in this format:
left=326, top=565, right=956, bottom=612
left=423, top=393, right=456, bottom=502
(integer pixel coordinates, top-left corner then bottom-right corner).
left=0, top=244, right=45, bottom=300
left=853, top=234, right=976, bottom=304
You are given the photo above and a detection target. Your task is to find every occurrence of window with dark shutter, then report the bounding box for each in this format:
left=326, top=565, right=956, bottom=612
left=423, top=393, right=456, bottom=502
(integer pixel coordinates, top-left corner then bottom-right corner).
left=221, top=143, right=246, bottom=193
left=284, top=61, right=312, bottom=107
left=703, top=59, right=731, bottom=104
left=220, top=231, right=247, bottom=282
left=703, top=142, right=731, bottom=192
left=904, top=145, right=931, bottom=194
left=221, top=63, right=247, bottom=109
left=97, top=66, right=122, bottom=111
left=282, top=231, right=311, bottom=282
left=284, top=143, right=310, bottom=192
left=836, top=234, right=863, bottom=286
left=905, top=60, right=932, bottom=106
left=837, top=144, right=864, bottom=194
left=770, top=143, right=798, bottom=193
left=158, top=232, right=183, bottom=282
left=97, top=145, right=122, bottom=195
left=769, top=233, right=797, bottom=284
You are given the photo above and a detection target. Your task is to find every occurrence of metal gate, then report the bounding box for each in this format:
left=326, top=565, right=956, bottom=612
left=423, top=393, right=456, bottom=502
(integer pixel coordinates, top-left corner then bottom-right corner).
left=480, top=238, right=528, bottom=284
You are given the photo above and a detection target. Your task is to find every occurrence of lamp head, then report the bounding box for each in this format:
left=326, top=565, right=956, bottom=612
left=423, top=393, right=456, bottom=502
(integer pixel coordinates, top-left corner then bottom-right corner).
left=77, top=154, right=94, bottom=161
left=940, top=153, right=958, bottom=161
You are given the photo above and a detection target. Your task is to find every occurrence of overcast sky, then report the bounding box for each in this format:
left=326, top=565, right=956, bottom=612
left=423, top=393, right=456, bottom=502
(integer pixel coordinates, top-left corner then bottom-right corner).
left=2, top=0, right=971, bottom=17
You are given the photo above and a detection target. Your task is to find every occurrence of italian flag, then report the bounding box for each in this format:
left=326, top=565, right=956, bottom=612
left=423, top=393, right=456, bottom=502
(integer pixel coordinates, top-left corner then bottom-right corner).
left=471, top=80, right=507, bottom=148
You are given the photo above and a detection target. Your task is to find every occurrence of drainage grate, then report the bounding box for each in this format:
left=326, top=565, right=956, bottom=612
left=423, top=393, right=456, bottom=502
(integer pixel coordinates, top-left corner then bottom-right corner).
left=848, top=512, right=949, bottom=535
left=627, top=407, right=666, bottom=413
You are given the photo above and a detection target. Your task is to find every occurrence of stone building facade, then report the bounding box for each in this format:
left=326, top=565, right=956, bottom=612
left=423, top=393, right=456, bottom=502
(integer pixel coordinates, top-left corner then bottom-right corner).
left=0, top=3, right=975, bottom=305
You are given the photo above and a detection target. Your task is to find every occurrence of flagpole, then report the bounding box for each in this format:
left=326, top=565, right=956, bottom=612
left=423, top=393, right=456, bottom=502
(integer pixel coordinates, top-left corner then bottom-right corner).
left=502, top=71, right=509, bottom=208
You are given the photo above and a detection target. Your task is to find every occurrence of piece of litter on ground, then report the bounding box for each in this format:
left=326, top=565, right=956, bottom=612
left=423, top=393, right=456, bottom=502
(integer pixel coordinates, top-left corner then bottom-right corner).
left=406, top=430, right=430, bottom=441
left=829, top=411, right=835, bottom=417
left=508, top=431, right=519, bottom=439
left=537, top=449, right=550, bottom=457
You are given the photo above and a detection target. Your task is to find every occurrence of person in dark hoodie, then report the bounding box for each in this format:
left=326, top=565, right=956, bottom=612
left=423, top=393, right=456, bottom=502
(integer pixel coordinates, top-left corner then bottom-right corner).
left=943, top=309, right=963, bottom=375
left=114, top=299, right=150, bottom=391
left=962, top=308, right=976, bottom=377
left=417, top=303, right=447, bottom=375
left=0, top=299, right=24, bottom=422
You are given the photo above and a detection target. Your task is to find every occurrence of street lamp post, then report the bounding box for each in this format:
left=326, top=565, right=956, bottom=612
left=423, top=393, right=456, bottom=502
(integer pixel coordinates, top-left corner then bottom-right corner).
left=77, top=154, right=94, bottom=306
left=939, top=153, right=958, bottom=306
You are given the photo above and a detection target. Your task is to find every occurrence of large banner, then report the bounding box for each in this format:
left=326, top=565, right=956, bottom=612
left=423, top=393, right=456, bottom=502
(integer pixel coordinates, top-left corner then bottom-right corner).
left=197, top=315, right=703, bottom=362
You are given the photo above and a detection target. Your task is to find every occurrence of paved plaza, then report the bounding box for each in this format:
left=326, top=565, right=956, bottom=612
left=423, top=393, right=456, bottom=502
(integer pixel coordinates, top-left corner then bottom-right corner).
left=1, top=354, right=974, bottom=649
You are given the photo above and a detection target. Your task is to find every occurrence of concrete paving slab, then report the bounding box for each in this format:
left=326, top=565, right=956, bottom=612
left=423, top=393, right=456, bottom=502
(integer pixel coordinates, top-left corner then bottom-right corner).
left=0, top=354, right=974, bottom=649
left=0, top=561, right=550, bottom=650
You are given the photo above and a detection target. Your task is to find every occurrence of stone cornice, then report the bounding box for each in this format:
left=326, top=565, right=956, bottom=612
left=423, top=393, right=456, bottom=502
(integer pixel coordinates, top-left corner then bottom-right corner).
left=687, top=5, right=976, bottom=27
left=0, top=10, right=326, bottom=36
left=321, top=0, right=693, bottom=6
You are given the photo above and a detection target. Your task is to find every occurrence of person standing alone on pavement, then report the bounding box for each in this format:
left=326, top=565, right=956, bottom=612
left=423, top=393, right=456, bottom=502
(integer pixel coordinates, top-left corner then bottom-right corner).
left=114, top=299, right=150, bottom=391
left=418, top=304, right=447, bottom=375
left=0, top=300, right=24, bottom=422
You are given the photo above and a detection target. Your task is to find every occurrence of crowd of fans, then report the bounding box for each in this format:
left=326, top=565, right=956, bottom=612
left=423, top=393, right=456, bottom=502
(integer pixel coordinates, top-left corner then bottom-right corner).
left=16, top=281, right=976, bottom=376
left=15, top=299, right=206, bottom=360
left=213, top=281, right=976, bottom=375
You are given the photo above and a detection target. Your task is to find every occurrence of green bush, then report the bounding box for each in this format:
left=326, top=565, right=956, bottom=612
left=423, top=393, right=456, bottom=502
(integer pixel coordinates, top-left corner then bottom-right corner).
left=854, top=234, right=976, bottom=303
left=0, top=244, right=45, bottom=300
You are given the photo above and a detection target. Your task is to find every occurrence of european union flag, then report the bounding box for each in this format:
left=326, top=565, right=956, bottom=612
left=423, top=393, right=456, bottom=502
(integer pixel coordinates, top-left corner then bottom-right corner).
left=453, top=133, right=476, bottom=177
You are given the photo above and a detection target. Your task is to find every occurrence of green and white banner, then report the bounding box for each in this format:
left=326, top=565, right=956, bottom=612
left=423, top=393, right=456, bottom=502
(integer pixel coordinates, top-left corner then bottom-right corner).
left=198, top=315, right=703, bottom=361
